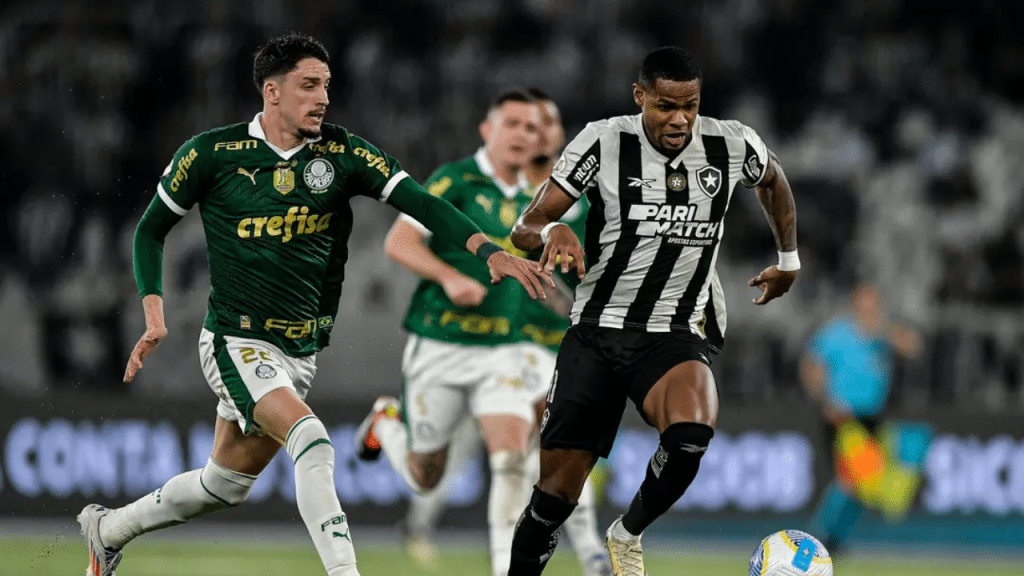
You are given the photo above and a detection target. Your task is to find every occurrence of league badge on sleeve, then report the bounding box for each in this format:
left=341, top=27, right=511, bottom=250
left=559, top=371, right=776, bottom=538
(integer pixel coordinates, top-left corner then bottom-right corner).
left=696, top=166, right=722, bottom=197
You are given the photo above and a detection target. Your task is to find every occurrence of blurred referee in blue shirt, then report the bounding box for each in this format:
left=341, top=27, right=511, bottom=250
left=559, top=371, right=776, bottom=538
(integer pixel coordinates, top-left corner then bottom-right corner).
left=800, top=283, right=921, bottom=556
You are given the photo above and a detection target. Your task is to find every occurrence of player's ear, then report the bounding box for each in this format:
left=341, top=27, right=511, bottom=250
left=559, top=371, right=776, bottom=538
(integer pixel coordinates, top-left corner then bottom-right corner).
left=633, top=83, right=644, bottom=107
left=479, top=117, right=492, bottom=142
left=262, top=79, right=280, bottom=105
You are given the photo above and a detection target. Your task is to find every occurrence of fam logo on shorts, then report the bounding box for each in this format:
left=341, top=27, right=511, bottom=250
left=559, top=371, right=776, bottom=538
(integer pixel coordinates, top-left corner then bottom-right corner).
left=304, top=158, right=335, bottom=192
left=255, top=364, right=277, bottom=379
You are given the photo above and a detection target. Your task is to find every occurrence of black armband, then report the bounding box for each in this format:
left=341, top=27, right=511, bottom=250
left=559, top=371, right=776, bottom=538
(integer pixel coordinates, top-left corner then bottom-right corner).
left=475, top=241, right=504, bottom=262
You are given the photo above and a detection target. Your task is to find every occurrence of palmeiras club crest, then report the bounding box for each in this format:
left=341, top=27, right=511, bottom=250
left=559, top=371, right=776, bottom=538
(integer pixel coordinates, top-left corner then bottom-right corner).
left=696, top=166, right=722, bottom=197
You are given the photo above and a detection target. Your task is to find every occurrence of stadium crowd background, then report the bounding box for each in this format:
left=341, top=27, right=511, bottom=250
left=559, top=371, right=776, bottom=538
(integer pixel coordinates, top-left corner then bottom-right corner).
left=0, top=0, right=1022, bottom=416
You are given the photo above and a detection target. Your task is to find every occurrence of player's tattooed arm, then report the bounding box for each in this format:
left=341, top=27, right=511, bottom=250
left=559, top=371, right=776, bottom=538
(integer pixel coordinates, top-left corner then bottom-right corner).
left=748, top=151, right=798, bottom=305
left=512, top=179, right=586, bottom=279
left=754, top=151, right=797, bottom=254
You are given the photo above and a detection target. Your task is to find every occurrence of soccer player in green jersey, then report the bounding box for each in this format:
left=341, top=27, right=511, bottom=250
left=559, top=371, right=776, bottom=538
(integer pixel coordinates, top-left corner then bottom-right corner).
left=75, top=33, right=549, bottom=576
left=389, top=90, right=611, bottom=576
left=355, top=89, right=544, bottom=576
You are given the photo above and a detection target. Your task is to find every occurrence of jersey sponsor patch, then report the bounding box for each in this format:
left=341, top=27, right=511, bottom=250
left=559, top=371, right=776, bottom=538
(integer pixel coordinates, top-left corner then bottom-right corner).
left=303, top=158, right=335, bottom=192
left=696, top=166, right=722, bottom=197
left=566, top=142, right=600, bottom=191
left=743, top=148, right=764, bottom=185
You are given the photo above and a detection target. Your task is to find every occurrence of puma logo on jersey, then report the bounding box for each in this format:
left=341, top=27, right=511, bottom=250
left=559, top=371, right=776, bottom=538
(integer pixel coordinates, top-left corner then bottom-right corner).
left=627, top=177, right=656, bottom=188
left=237, top=167, right=259, bottom=185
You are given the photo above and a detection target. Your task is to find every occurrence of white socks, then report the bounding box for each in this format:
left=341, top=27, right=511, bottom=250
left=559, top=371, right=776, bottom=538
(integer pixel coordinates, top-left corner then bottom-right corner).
left=286, top=416, right=359, bottom=576
left=100, top=458, right=256, bottom=549
left=488, top=450, right=531, bottom=576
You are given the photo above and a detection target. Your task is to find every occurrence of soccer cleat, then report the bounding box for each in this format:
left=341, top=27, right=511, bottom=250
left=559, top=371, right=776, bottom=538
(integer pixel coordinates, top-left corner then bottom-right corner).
left=605, top=517, right=647, bottom=576
left=583, top=551, right=613, bottom=576
left=354, top=396, right=399, bottom=461
left=77, top=504, right=123, bottom=576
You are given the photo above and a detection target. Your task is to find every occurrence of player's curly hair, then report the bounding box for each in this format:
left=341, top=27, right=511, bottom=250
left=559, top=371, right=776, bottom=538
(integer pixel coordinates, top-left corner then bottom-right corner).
left=639, top=46, right=702, bottom=87
left=252, top=32, right=330, bottom=94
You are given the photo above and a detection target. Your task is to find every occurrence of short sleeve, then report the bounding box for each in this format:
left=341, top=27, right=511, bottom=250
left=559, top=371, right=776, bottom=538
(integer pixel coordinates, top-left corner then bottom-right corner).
left=738, top=124, right=770, bottom=188
left=550, top=122, right=603, bottom=199
left=156, top=138, right=205, bottom=215
left=345, top=134, right=409, bottom=203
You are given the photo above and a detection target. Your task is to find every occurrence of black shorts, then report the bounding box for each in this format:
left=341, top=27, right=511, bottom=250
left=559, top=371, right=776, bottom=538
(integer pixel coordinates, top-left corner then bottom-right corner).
left=539, top=323, right=712, bottom=458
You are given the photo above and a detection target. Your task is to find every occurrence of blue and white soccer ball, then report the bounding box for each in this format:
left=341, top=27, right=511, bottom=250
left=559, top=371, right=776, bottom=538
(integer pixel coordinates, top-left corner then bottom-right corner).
left=749, top=530, right=833, bottom=576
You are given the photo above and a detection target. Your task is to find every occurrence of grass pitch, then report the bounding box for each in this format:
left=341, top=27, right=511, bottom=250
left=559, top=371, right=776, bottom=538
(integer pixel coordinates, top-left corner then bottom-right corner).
left=5, top=532, right=1023, bottom=576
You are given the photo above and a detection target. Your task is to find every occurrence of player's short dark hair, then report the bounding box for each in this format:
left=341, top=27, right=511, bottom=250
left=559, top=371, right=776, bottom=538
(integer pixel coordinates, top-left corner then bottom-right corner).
left=525, top=87, right=552, bottom=102
left=253, top=32, right=330, bottom=93
left=638, top=46, right=702, bottom=87
left=486, top=89, right=535, bottom=118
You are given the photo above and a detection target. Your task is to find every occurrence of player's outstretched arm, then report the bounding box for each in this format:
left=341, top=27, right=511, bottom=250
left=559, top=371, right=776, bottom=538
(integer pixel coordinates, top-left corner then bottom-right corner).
left=386, top=179, right=552, bottom=299
left=511, top=179, right=586, bottom=279
left=749, top=152, right=799, bottom=305
left=384, top=219, right=487, bottom=307
left=466, top=233, right=552, bottom=300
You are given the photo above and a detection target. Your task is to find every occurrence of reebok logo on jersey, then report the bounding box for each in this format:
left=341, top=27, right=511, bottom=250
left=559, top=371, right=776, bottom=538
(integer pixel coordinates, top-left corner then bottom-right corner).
left=627, top=202, right=720, bottom=246
left=236, top=205, right=333, bottom=242
left=627, top=177, right=656, bottom=188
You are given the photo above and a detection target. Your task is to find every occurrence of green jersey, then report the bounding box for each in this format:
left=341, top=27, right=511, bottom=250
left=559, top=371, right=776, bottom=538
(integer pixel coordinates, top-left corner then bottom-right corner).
left=156, top=115, right=408, bottom=356
left=518, top=189, right=590, bottom=352
left=402, top=149, right=533, bottom=346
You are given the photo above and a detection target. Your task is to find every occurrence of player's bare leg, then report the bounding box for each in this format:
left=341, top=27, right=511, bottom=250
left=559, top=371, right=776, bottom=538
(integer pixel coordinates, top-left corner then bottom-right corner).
left=357, top=396, right=452, bottom=493
left=607, top=361, right=718, bottom=575
left=254, top=388, right=361, bottom=576
left=82, top=416, right=278, bottom=575
left=402, top=416, right=481, bottom=571
left=479, top=413, right=534, bottom=576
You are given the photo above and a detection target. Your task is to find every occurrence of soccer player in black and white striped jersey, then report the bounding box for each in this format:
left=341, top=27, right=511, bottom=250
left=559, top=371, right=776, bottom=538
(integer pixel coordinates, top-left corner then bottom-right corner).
left=506, top=47, right=800, bottom=576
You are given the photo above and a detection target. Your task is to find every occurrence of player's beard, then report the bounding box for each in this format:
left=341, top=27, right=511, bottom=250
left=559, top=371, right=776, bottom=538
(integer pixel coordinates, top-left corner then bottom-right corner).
left=298, top=127, right=321, bottom=139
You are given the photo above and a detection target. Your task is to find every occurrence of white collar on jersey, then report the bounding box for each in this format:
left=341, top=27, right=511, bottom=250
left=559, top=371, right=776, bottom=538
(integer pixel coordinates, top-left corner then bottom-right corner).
left=633, top=113, right=703, bottom=169
left=474, top=147, right=528, bottom=200
left=248, top=113, right=322, bottom=160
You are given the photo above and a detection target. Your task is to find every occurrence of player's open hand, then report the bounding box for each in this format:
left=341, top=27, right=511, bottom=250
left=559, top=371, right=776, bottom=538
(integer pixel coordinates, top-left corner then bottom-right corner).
left=486, top=251, right=553, bottom=300
left=540, top=224, right=586, bottom=279
left=748, top=265, right=797, bottom=305
left=124, top=324, right=168, bottom=383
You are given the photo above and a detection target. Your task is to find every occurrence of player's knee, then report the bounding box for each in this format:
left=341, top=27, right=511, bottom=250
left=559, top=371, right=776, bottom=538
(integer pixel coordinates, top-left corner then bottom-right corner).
left=200, top=458, right=258, bottom=506
left=409, top=450, right=447, bottom=491
left=489, top=449, right=527, bottom=479
left=660, top=422, right=715, bottom=457
left=285, top=416, right=335, bottom=471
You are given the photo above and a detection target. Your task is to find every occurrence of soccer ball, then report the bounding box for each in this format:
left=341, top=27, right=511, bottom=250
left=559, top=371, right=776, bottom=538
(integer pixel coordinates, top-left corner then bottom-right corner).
left=748, top=530, right=833, bottom=576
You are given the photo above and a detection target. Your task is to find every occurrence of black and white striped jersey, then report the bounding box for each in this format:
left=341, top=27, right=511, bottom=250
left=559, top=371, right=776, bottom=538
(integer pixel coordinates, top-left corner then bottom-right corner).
left=549, top=113, right=769, bottom=349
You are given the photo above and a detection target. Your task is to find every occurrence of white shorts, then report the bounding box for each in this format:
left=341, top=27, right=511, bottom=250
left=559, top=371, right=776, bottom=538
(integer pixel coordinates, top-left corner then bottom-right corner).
left=198, top=328, right=317, bottom=435
left=402, top=335, right=535, bottom=452
left=517, top=342, right=558, bottom=404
